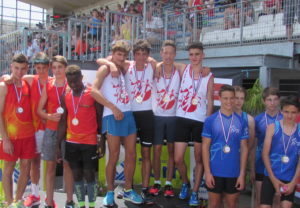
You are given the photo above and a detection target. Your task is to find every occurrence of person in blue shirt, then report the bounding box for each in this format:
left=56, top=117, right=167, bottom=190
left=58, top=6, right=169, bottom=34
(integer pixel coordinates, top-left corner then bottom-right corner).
left=253, top=87, right=282, bottom=207
left=202, top=84, right=249, bottom=207
left=261, top=95, right=300, bottom=208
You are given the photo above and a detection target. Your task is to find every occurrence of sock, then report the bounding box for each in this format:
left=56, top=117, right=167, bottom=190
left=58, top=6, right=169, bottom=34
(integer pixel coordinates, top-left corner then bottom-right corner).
left=78, top=201, right=85, bottom=208
left=31, top=183, right=39, bottom=197
left=154, top=180, right=161, bottom=185
left=74, top=181, right=85, bottom=202
left=86, top=181, right=97, bottom=204
left=124, top=188, right=132, bottom=193
left=165, top=181, right=172, bottom=186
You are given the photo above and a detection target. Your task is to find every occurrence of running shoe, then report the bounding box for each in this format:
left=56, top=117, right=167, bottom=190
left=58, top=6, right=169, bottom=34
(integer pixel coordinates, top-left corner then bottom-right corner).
left=179, top=183, right=190, bottom=200
left=189, top=191, right=200, bottom=206
left=164, top=185, right=175, bottom=197
left=103, top=191, right=115, bottom=207
left=123, top=189, right=143, bottom=205
left=140, top=188, right=155, bottom=204
left=23, top=194, right=40, bottom=207
left=65, top=200, right=78, bottom=208
left=44, top=199, right=58, bottom=208
left=149, top=183, right=161, bottom=196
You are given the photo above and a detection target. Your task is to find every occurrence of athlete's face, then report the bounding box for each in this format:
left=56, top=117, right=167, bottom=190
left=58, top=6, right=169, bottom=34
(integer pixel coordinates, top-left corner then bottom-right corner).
left=35, top=63, right=49, bottom=79
left=112, top=51, right=127, bottom=67
left=134, top=50, right=149, bottom=66
left=264, top=95, right=280, bottom=112
left=234, top=91, right=245, bottom=111
left=189, top=48, right=204, bottom=65
left=220, top=91, right=235, bottom=112
left=67, top=74, right=83, bottom=93
left=281, top=105, right=299, bottom=123
left=52, top=62, right=66, bottom=79
left=160, top=46, right=176, bottom=65
left=11, top=62, right=28, bottom=80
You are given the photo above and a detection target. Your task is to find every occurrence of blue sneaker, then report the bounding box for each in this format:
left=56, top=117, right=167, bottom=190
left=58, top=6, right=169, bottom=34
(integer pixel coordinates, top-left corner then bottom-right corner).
left=123, top=189, right=143, bottom=205
left=103, top=191, right=115, bottom=207
left=179, top=183, right=190, bottom=200
left=189, top=192, right=200, bottom=206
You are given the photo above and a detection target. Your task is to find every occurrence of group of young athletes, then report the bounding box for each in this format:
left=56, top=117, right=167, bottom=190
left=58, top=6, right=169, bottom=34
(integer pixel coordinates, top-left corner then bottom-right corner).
left=0, top=39, right=300, bottom=208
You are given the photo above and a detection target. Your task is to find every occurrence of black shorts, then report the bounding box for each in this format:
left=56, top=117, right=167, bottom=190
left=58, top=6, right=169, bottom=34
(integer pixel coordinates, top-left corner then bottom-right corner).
left=206, top=176, right=239, bottom=194
left=175, top=117, right=203, bottom=143
left=260, top=176, right=295, bottom=205
left=255, top=173, right=265, bottom=182
left=65, top=142, right=98, bottom=169
left=190, top=13, right=203, bottom=29
left=133, top=110, right=154, bottom=147
left=153, top=116, right=176, bottom=145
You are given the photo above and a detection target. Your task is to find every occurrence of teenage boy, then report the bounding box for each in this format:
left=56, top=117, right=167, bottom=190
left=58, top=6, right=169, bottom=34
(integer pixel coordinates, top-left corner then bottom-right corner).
left=0, top=54, right=36, bottom=207
left=91, top=40, right=143, bottom=206
left=261, top=96, right=300, bottom=208
left=253, top=87, right=282, bottom=207
left=202, top=84, right=249, bottom=207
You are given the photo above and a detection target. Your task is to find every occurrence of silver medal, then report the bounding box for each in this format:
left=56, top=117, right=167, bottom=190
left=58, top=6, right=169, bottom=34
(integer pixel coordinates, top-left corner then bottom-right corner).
left=56, top=107, right=64, bottom=114
left=163, top=94, right=170, bottom=103
left=136, top=95, right=143, bottom=103
left=281, top=155, right=289, bottom=163
left=72, top=118, right=79, bottom=126
left=17, top=107, right=23, bottom=114
left=192, top=97, right=198, bottom=105
left=223, top=145, right=231, bottom=153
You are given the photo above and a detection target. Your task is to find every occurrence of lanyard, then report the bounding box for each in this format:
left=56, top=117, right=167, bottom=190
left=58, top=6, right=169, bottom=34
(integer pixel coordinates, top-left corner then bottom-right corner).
left=71, top=86, right=85, bottom=116
left=219, top=110, right=234, bottom=145
left=54, top=80, right=66, bottom=106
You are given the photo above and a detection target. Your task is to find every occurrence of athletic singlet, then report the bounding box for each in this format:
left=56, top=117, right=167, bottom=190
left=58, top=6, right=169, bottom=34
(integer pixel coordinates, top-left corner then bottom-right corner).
left=255, top=112, right=283, bottom=174
left=101, top=72, right=131, bottom=117
left=3, top=81, right=35, bottom=139
left=176, top=64, right=213, bottom=122
left=125, top=61, right=153, bottom=111
left=45, top=79, right=67, bottom=131
left=152, top=67, right=180, bottom=117
left=65, top=87, right=97, bottom=145
left=264, top=121, right=300, bottom=181
left=193, top=0, right=203, bottom=11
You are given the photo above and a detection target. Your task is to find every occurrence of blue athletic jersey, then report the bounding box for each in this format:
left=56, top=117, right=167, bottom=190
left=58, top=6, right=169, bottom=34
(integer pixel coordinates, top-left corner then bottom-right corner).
left=255, top=112, right=283, bottom=174
left=202, top=111, right=249, bottom=177
left=264, top=121, right=300, bottom=181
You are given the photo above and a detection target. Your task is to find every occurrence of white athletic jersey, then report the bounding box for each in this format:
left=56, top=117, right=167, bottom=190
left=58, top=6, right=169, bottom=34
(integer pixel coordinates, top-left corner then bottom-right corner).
left=101, top=72, right=131, bottom=117
left=125, top=61, right=154, bottom=111
left=152, top=67, right=180, bottom=117
left=176, top=64, right=213, bottom=122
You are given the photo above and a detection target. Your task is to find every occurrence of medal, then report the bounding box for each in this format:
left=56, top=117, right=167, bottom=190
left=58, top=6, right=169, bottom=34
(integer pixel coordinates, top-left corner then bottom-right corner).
left=118, top=75, right=127, bottom=100
left=161, top=65, right=175, bottom=104
left=13, top=82, right=23, bottom=114
left=134, top=63, right=146, bottom=98
left=191, top=97, right=198, bottom=105
left=163, top=94, right=170, bottom=103
left=56, top=107, right=64, bottom=114
left=136, top=95, right=143, bottom=103
left=17, top=107, right=24, bottom=114
left=191, top=67, right=203, bottom=106
left=72, top=118, right=79, bottom=126
left=223, top=145, right=231, bottom=153
left=281, top=155, right=289, bottom=163
left=281, top=122, right=296, bottom=164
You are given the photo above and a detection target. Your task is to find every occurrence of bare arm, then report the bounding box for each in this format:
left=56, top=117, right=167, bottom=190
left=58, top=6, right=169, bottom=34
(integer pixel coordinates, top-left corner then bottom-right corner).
left=247, top=115, right=255, bottom=153
left=174, top=62, right=187, bottom=79
left=236, top=139, right=248, bottom=190
left=95, top=102, right=104, bottom=134
left=202, top=137, right=215, bottom=188
left=206, top=76, right=214, bottom=116
left=56, top=95, right=67, bottom=162
left=22, top=75, right=35, bottom=86
left=250, top=136, right=257, bottom=183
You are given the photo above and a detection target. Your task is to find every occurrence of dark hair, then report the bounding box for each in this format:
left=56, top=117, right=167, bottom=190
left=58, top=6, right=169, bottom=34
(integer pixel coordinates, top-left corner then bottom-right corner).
left=111, top=40, right=131, bottom=54
left=66, top=65, right=82, bottom=77
left=219, top=84, right=235, bottom=96
left=262, top=87, right=280, bottom=100
left=51, top=55, right=68, bottom=67
left=12, top=54, right=28, bottom=64
left=133, top=39, right=151, bottom=54
left=161, top=40, right=176, bottom=52
left=233, top=85, right=247, bottom=97
left=33, top=52, right=50, bottom=65
left=187, top=42, right=204, bottom=51
left=281, top=95, right=300, bottom=110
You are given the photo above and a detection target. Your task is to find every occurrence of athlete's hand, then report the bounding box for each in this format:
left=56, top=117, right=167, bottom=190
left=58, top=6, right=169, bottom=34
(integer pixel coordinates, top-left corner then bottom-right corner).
left=109, top=63, right=120, bottom=78
left=56, top=148, right=62, bottom=164
left=48, top=113, right=62, bottom=122
left=283, top=182, right=296, bottom=195
left=205, top=172, right=215, bottom=189
left=271, top=177, right=284, bottom=196
left=235, top=175, right=245, bottom=191
left=112, top=106, right=124, bottom=120
left=3, top=139, right=14, bottom=155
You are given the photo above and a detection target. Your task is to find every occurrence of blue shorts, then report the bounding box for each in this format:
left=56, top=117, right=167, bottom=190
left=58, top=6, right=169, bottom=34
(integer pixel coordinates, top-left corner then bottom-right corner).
left=153, top=116, right=176, bottom=145
left=102, top=111, right=136, bottom=137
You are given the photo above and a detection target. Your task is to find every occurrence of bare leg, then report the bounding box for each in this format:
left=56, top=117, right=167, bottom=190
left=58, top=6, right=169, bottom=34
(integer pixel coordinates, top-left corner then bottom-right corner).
left=153, top=144, right=162, bottom=181
left=3, top=161, right=16, bottom=204
left=15, top=159, right=31, bottom=201
left=123, top=133, right=137, bottom=190
left=174, top=142, right=189, bottom=184
left=208, top=192, right=222, bottom=208
left=166, top=143, right=175, bottom=182
left=45, top=161, right=57, bottom=206
left=141, top=146, right=151, bottom=188
left=224, top=192, right=239, bottom=208
left=192, top=142, right=204, bottom=192
left=63, top=161, right=74, bottom=202
left=30, top=155, right=40, bottom=187
left=255, top=181, right=262, bottom=208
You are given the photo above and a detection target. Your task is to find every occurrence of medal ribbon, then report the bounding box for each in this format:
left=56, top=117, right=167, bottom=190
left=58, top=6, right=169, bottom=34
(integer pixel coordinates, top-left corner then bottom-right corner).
left=13, top=82, right=23, bottom=104
left=118, top=73, right=126, bottom=97
left=162, top=64, right=175, bottom=94
left=54, top=80, right=67, bottom=106
left=191, top=67, right=203, bottom=97
left=264, top=112, right=279, bottom=127
left=71, top=86, right=85, bottom=117
left=134, top=63, right=146, bottom=92
left=219, top=110, right=234, bottom=145
left=281, top=122, right=296, bottom=156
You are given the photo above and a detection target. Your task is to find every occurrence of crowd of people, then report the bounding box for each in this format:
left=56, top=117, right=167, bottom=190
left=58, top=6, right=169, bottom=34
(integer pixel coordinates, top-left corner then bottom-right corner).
left=1, top=38, right=300, bottom=208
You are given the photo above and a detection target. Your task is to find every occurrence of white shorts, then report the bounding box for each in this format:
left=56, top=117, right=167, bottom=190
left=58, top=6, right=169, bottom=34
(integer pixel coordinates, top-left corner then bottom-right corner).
left=35, top=130, right=45, bottom=153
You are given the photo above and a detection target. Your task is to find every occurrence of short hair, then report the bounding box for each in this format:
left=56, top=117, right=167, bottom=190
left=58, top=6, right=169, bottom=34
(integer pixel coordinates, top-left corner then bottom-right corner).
left=280, top=95, right=300, bottom=110
left=219, top=84, right=235, bottom=96
left=161, top=40, right=176, bottom=52
left=66, top=65, right=82, bottom=77
left=51, top=55, right=67, bottom=67
left=187, top=42, right=204, bottom=51
left=12, top=54, right=28, bottom=64
left=33, top=52, right=50, bottom=65
left=111, top=40, right=131, bottom=55
left=133, top=39, right=151, bottom=54
left=262, top=87, right=280, bottom=100
left=233, top=85, right=247, bottom=97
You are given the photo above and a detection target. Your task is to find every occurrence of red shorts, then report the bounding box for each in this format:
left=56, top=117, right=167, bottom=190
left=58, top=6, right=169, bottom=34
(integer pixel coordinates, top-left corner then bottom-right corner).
left=0, top=137, right=36, bottom=161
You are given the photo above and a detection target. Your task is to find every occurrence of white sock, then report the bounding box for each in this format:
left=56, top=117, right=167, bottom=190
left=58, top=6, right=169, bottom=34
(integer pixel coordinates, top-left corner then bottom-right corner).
left=165, top=181, right=172, bottom=186
left=154, top=180, right=161, bottom=185
left=31, top=183, right=39, bottom=197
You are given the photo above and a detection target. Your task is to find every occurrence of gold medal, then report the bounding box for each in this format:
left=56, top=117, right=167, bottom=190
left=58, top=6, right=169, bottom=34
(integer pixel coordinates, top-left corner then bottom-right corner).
left=163, top=94, right=170, bottom=103
left=192, top=97, right=198, bottom=105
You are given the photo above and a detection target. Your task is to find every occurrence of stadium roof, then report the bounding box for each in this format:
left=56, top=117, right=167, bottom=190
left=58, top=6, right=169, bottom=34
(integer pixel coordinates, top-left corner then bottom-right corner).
left=19, top=0, right=101, bottom=14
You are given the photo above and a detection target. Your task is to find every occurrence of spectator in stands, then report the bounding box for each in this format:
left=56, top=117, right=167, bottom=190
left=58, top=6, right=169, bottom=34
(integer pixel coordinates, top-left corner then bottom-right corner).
left=128, top=3, right=138, bottom=14
left=114, top=4, right=124, bottom=37
left=145, top=8, right=164, bottom=45
left=120, top=16, right=133, bottom=41
left=188, top=0, right=204, bottom=42
left=89, top=9, right=102, bottom=40
left=224, top=0, right=239, bottom=30
left=124, top=1, right=129, bottom=12
left=136, top=1, right=144, bottom=14
left=283, top=0, right=300, bottom=40
left=205, top=0, right=215, bottom=17
left=243, top=0, right=254, bottom=26
left=73, top=34, right=88, bottom=56
left=26, top=38, right=34, bottom=60
left=263, top=0, right=282, bottom=14
left=153, top=1, right=163, bottom=17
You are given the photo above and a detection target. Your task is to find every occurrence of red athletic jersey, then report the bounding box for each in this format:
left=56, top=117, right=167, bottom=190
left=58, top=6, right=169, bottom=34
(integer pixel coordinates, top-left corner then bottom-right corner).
left=193, top=0, right=203, bottom=11
left=65, top=87, right=97, bottom=145
left=3, top=81, right=35, bottom=139
left=45, top=79, right=67, bottom=131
